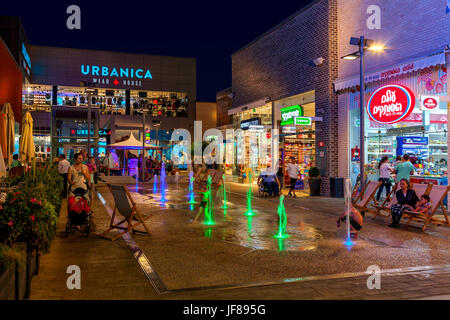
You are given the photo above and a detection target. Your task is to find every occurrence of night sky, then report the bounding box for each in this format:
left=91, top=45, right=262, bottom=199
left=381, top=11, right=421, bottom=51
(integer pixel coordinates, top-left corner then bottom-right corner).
left=2, top=0, right=315, bottom=101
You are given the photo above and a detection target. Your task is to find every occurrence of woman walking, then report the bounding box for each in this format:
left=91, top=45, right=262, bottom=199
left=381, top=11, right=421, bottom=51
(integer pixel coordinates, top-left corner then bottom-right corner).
left=376, top=156, right=393, bottom=202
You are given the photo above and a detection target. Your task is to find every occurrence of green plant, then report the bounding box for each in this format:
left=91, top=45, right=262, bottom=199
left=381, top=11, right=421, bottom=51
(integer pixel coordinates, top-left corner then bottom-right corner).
left=0, top=192, right=57, bottom=253
left=309, top=167, right=320, bottom=178
left=0, top=244, right=26, bottom=274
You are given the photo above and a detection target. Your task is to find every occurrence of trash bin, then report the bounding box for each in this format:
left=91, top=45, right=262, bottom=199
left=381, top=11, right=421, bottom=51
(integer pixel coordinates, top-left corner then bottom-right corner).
left=330, top=177, right=344, bottom=198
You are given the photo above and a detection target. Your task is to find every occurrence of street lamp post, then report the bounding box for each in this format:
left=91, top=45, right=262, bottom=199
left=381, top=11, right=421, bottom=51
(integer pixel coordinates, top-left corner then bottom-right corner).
left=359, top=36, right=366, bottom=190
left=342, top=37, right=384, bottom=190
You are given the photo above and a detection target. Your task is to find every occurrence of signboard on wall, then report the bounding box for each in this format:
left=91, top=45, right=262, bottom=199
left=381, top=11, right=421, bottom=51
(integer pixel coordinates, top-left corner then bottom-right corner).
left=366, top=85, right=416, bottom=124
left=240, top=117, right=260, bottom=130
left=420, top=96, right=439, bottom=112
left=281, top=105, right=304, bottom=125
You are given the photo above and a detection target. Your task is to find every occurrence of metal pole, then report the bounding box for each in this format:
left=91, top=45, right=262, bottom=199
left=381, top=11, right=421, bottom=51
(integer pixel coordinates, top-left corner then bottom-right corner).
left=87, top=91, right=92, bottom=156
left=142, top=111, right=145, bottom=181
left=359, top=36, right=365, bottom=190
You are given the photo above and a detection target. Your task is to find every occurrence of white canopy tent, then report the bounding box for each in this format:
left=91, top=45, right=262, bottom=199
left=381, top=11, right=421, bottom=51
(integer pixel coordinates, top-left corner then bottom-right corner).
left=108, top=132, right=166, bottom=150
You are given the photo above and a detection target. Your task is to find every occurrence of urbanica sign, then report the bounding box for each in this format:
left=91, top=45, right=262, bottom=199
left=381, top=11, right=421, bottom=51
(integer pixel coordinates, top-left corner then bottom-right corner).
left=81, top=65, right=153, bottom=79
left=281, top=105, right=304, bottom=125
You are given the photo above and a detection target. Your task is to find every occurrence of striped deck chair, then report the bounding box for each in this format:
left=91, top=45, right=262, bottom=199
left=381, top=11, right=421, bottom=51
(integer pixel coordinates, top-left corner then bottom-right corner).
left=372, top=183, right=432, bottom=221
left=100, top=184, right=152, bottom=241
left=353, top=181, right=382, bottom=215
left=369, top=182, right=399, bottom=219
left=403, top=185, right=450, bottom=231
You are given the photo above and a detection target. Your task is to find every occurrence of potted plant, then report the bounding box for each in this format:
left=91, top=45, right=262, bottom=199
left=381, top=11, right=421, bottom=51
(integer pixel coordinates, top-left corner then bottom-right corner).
left=308, top=167, right=321, bottom=196
left=0, top=244, right=26, bottom=300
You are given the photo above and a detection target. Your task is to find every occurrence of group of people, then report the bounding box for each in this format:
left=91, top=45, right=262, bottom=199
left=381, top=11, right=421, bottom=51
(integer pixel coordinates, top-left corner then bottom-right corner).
left=257, top=157, right=301, bottom=197
left=339, top=153, right=432, bottom=237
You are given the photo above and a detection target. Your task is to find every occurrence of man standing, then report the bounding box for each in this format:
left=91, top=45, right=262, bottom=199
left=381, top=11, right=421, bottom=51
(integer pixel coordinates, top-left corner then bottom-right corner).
left=58, top=154, right=70, bottom=198
left=286, top=157, right=299, bottom=197
left=395, top=154, right=415, bottom=183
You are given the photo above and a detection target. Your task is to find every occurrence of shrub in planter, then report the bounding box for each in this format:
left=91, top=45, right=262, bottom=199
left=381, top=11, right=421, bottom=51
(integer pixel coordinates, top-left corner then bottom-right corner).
left=308, top=167, right=321, bottom=196
left=0, top=192, right=58, bottom=254
left=0, top=244, right=26, bottom=300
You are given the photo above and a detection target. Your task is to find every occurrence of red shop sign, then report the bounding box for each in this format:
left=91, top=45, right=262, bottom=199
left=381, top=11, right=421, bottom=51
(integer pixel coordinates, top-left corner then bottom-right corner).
left=366, top=85, right=416, bottom=124
left=421, top=96, right=439, bottom=111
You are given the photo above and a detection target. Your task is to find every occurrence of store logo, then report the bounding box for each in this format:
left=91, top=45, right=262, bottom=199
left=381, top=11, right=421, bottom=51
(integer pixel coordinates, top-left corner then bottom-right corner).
left=367, top=85, right=415, bottom=124
left=421, top=96, right=439, bottom=111
left=81, top=65, right=152, bottom=79
left=281, top=105, right=304, bottom=126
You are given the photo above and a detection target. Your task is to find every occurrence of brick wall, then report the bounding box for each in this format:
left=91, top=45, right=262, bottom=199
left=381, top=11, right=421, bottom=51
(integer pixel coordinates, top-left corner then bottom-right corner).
left=216, top=87, right=233, bottom=127
left=338, top=0, right=450, bottom=79
left=231, top=0, right=339, bottom=195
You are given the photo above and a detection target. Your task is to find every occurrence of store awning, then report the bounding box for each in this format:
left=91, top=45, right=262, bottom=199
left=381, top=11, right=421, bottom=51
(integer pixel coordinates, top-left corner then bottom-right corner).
left=228, top=98, right=267, bottom=116
left=333, top=52, right=446, bottom=92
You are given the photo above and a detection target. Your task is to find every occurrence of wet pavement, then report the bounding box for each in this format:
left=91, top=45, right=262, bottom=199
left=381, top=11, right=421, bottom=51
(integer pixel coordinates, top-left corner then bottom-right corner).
left=28, top=179, right=450, bottom=299
left=100, top=181, right=450, bottom=290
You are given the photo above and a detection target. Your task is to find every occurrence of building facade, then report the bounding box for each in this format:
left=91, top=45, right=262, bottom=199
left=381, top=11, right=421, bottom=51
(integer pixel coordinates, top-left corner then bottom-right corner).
left=26, top=45, right=196, bottom=160
left=335, top=0, right=450, bottom=189
left=230, top=0, right=338, bottom=193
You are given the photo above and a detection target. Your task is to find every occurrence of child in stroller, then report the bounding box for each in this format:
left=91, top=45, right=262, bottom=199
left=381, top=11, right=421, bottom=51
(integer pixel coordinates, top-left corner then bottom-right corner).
left=66, top=186, right=91, bottom=236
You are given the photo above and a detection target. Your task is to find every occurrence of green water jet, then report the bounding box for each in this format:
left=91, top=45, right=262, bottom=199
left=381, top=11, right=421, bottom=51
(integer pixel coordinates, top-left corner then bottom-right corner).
left=274, top=195, right=289, bottom=239
left=244, top=171, right=255, bottom=216
left=203, top=175, right=215, bottom=225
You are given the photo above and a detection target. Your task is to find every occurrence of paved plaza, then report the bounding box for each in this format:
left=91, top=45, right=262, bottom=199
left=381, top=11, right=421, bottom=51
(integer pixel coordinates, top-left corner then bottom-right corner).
left=29, top=179, right=450, bottom=300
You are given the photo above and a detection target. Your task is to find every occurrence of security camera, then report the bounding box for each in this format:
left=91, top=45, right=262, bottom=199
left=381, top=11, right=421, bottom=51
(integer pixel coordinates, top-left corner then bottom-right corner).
left=265, top=96, right=271, bottom=102
left=227, top=92, right=235, bottom=99
left=312, top=57, right=325, bottom=66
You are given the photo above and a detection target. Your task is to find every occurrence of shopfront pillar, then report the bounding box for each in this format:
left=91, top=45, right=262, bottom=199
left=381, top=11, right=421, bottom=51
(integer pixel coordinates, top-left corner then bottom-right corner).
left=52, top=86, right=58, bottom=106
left=125, top=90, right=131, bottom=115
left=50, top=107, right=57, bottom=160
left=94, top=109, right=99, bottom=159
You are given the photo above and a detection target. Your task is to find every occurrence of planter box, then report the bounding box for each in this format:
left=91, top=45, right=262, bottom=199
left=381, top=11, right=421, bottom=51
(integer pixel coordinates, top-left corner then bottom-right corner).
left=15, top=243, right=27, bottom=300
left=0, top=267, right=15, bottom=300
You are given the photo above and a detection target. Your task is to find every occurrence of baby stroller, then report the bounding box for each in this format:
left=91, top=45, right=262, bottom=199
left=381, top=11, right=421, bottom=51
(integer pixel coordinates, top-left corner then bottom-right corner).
left=66, top=186, right=91, bottom=237
left=258, top=180, right=269, bottom=197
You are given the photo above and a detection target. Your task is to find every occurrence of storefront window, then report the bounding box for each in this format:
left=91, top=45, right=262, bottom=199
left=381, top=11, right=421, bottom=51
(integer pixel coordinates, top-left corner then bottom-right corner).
left=130, top=91, right=188, bottom=117
left=275, top=91, right=316, bottom=190
left=22, top=84, right=52, bottom=112
left=349, top=65, right=448, bottom=188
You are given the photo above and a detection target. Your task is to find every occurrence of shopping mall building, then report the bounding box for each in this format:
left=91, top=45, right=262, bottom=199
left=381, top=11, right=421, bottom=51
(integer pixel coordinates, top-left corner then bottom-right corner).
left=0, top=17, right=196, bottom=161
left=227, top=0, right=449, bottom=195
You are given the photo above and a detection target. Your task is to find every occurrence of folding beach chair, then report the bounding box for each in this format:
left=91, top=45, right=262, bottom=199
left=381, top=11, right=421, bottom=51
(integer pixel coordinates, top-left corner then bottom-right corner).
left=194, top=169, right=208, bottom=186
left=369, top=182, right=399, bottom=219
left=100, top=184, right=152, bottom=241
left=211, top=170, right=224, bottom=189
left=353, top=181, right=382, bottom=215
left=351, top=180, right=361, bottom=205
left=403, top=185, right=450, bottom=231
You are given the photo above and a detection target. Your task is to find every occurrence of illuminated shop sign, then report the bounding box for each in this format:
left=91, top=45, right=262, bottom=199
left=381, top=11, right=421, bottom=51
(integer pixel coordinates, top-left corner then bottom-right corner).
left=22, top=43, right=31, bottom=68
left=240, top=118, right=260, bottom=130
left=81, top=64, right=152, bottom=87
left=420, top=96, right=439, bottom=112
left=249, top=125, right=264, bottom=132
left=280, top=105, right=304, bottom=125
left=367, top=85, right=415, bottom=124
left=70, top=129, right=111, bottom=136
left=294, top=117, right=312, bottom=126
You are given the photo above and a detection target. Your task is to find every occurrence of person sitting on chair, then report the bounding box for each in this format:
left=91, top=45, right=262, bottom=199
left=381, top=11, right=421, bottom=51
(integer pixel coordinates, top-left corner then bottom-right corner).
left=258, top=164, right=280, bottom=197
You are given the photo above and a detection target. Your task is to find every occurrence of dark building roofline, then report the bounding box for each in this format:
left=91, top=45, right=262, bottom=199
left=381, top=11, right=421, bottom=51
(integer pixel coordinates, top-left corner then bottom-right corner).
left=231, top=0, right=323, bottom=56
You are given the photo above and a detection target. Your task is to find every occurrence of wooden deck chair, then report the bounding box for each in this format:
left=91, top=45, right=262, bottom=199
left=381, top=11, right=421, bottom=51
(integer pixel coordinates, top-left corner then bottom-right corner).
left=211, top=170, right=224, bottom=188
left=100, top=184, right=152, bottom=241
left=351, top=180, right=361, bottom=205
left=369, top=182, right=399, bottom=219
left=403, top=185, right=450, bottom=231
left=353, top=181, right=382, bottom=215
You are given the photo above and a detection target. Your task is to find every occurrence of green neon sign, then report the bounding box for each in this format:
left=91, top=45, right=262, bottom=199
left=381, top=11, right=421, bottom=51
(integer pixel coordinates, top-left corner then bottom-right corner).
left=295, top=117, right=312, bottom=125
left=280, top=105, right=304, bottom=125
